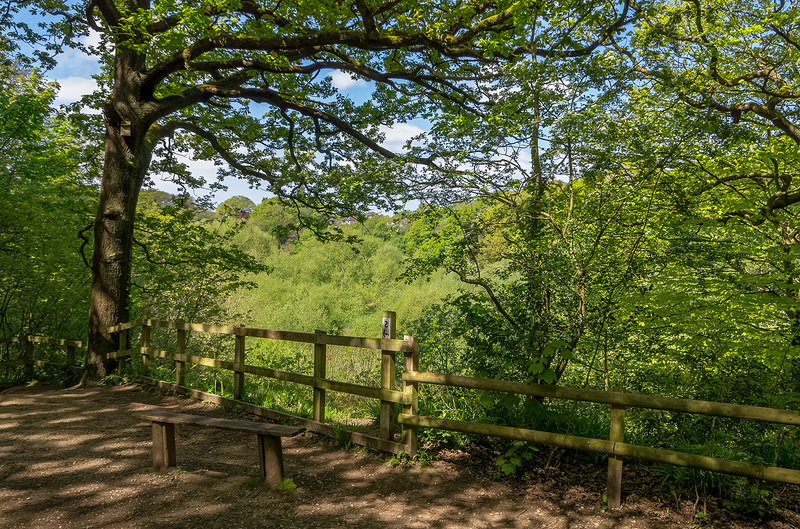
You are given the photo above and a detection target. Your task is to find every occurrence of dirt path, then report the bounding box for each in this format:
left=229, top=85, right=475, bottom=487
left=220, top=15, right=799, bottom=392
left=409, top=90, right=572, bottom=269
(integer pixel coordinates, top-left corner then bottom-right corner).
left=0, top=383, right=797, bottom=528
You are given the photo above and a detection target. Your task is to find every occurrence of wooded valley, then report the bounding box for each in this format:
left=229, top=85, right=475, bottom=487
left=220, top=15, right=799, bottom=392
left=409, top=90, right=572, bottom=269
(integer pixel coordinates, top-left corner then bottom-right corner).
left=1, top=0, right=799, bottom=516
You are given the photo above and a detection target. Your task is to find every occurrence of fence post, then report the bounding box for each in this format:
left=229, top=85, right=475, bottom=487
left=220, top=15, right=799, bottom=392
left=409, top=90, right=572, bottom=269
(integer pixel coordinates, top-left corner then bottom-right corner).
left=402, top=335, right=419, bottom=456
left=175, top=321, right=186, bottom=386
left=141, top=324, right=151, bottom=377
left=66, top=345, right=76, bottom=367
left=607, top=385, right=626, bottom=509
left=116, top=331, right=127, bottom=376
left=24, top=336, right=33, bottom=379
left=313, top=330, right=327, bottom=423
left=380, top=311, right=397, bottom=441
left=233, top=326, right=245, bottom=400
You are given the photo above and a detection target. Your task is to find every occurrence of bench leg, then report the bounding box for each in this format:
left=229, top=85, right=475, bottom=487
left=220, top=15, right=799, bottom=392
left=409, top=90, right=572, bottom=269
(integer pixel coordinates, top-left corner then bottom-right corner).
left=257, top=434, right=284, bottom=486
left=153, top=421, right=176, bottom=470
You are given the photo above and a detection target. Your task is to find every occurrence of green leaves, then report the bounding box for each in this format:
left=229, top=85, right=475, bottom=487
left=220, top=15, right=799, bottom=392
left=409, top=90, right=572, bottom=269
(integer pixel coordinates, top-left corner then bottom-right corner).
left=131, top=194, right=269, bottom=322
left=496, top=441, right=536, bottom=477
left=215, top=195, right=256, bottom=219
left=0, top=64, right=95, bottom=339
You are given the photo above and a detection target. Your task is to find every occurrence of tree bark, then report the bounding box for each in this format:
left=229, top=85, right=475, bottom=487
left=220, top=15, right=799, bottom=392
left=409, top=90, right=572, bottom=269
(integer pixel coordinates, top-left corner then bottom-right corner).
left=82, top=32, right=152, bottom=385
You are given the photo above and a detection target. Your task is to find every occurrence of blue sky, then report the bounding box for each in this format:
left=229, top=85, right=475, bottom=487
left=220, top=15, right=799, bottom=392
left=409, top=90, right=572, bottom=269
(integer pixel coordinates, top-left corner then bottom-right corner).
left=46, top=30, right=428, bottom=209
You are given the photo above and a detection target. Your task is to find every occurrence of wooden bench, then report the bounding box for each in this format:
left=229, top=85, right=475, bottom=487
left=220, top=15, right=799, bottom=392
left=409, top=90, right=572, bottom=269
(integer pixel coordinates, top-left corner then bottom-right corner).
left=133, top=410, right=304, bottom=486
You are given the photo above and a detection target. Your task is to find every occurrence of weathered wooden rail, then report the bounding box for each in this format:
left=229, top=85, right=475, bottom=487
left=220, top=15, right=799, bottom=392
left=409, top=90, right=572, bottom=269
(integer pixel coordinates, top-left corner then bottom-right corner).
left=0, top=335, right=84, bottom=379
left=397, top=371, right=800, bottom=509
left=107, top=312, right=419, bottom=455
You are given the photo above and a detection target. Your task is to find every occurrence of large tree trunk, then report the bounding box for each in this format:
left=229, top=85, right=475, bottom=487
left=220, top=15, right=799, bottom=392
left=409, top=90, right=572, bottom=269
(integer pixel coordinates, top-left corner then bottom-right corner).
left=81, top=125, right=143, bottom=384
left=81, top=39, right=152, bottom=385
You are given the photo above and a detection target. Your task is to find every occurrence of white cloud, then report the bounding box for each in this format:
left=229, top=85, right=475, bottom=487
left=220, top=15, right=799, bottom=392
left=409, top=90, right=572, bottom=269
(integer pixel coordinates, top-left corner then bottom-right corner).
left=47, top=30, right=104, bottom=110
left=379, top=123, right=426, bottom=152
left=49, top=31, right=104, bottom=80
left=52, top=76, right=99, bottom=110
left=151, top=154, right=272, bottom=207
left=82, top=29, right=102, bottom=50
left=516, top=149, right=533, bottom=174
left=329, top=70, right=367, bottom=90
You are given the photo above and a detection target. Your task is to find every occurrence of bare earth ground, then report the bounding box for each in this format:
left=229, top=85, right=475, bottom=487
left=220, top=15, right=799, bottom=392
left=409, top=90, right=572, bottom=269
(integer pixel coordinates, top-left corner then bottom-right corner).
left=1, top=383, right=798, bottom=529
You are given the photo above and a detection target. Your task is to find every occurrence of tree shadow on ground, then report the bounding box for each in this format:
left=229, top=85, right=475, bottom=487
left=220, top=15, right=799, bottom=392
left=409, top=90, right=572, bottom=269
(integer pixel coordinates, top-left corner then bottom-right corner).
left=1, top=383, right=792, bottom=529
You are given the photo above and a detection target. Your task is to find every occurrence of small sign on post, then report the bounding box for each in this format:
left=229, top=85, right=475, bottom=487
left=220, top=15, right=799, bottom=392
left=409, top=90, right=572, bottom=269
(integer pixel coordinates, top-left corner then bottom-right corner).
left=380, top=311, right=397, bottom=441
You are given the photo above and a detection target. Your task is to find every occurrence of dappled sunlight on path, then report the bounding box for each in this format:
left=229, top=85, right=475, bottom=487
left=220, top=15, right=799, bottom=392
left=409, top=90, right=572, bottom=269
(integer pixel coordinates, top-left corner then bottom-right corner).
left=0, top=383, right=717, bottom=528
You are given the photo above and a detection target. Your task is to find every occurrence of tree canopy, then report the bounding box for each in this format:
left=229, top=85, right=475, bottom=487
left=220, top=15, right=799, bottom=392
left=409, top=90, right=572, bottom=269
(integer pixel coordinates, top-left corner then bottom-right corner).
left=1, top=0, right=636, bottom=382
left=0, top=62, right=95, bottom=340
left=2, top=0, right=799, bottom=425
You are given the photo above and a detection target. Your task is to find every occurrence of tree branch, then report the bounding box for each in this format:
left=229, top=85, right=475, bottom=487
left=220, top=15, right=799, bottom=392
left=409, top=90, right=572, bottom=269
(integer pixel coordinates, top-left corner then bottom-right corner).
left=196, top=84, right=439, bottom=165
left=525, top=0, right=631, bottom=59
left=450, top=267, right=521, bottom=332
left=92, top=0, right=122, bottom=28
left=770, top=24, right=800, bottom=52
left=157, top=120, right=278, bottom=184
left=77, top=223, right=93, bottom=270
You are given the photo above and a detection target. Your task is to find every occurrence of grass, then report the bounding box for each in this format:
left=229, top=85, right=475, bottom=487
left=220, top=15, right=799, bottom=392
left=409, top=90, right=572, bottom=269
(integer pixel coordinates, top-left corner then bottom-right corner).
left=274, top=478, right=297, bottom=492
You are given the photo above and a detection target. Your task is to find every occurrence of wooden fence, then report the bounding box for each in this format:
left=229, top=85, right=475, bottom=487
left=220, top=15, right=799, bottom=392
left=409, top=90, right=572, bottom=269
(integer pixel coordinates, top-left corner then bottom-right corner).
left=106, top=312, right=419, bottom=455
left=6, top=317, right=799, bottom=509
left=397, top=372, right=800, bottom=508
left=104, top=315, right=800, bottom=508
left=0, top=335, right=84, bottom=379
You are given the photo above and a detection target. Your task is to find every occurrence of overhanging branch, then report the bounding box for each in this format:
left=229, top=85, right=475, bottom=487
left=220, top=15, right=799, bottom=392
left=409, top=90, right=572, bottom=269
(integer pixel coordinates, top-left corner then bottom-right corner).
left=199, top=84, right=440, bottom=166
left=157, top=120, right=277, bottom=184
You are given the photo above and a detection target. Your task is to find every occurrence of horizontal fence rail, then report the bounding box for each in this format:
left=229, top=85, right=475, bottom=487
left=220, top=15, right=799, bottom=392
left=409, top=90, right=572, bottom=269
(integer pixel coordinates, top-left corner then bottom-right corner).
left=107, top=313, right=418, bottom=455
left=397, top=414, right=800, bottom=485
left=117, top=346, right=411, bottom=405
left=0, top=335, right=84, bottom=378
left=1, top=336, right=83, bottom=347
left=398, top=370, right=800, bottom=508
left=402, top=371, right=800, bottom=427
left=108, top=318, right=414, bottom=352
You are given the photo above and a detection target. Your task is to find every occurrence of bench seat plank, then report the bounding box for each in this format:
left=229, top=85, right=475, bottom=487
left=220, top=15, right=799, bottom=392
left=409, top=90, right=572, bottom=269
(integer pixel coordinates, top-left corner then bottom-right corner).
left=134, top=410, right=304, bottom=436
